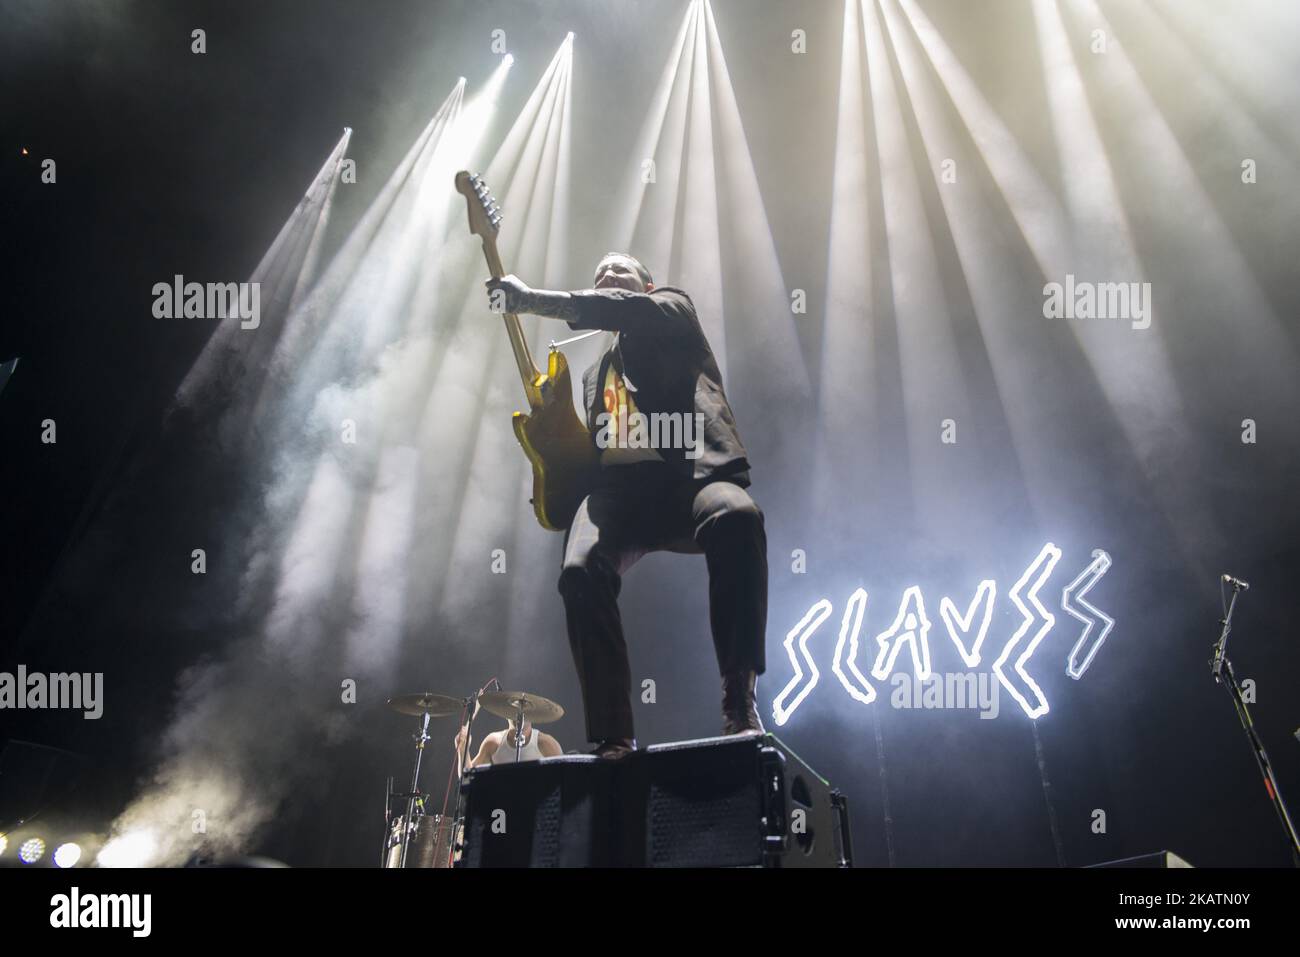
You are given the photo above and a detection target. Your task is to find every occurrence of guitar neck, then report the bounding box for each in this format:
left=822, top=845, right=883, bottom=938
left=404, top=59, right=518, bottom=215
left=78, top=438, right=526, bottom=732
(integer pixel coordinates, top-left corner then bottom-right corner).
left=480, top=238, right=544, bottom=406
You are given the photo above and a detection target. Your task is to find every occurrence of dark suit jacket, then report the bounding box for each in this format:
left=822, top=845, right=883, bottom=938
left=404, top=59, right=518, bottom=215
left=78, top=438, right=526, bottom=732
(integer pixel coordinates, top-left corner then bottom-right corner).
left=565, top=285, right=751, bottom=486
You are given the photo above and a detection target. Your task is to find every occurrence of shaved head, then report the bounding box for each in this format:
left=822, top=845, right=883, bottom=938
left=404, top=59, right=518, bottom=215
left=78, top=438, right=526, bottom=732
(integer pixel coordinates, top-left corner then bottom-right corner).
left=593, top=252, right=653, bottom=292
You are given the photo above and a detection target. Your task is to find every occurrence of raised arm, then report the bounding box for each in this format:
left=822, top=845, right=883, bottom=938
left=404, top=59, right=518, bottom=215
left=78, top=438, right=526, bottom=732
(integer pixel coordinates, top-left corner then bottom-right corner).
left=484, top=275, right=700, bottom=339
left=563, top=287, right=698, bottom=338
left=455, top=730, right=499, bottom=776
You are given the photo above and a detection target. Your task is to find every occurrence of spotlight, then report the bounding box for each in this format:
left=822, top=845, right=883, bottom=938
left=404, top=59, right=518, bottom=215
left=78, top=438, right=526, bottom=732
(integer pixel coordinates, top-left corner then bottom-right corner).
left=504, top=53, right=514, bottom=67
left=53, top=843, right=83, bottom=869
left=566, top=31, right=575, bottom=42
left=19, top=838, right=46, bottom=864
left=0, top=833, right=7, bottom=855
left=96, top=829, right=158, bottom=868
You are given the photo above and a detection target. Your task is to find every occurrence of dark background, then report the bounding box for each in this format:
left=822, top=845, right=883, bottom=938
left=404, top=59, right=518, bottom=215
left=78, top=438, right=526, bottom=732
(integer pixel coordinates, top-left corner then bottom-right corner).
left=2, top=0, right=1298, bottom=867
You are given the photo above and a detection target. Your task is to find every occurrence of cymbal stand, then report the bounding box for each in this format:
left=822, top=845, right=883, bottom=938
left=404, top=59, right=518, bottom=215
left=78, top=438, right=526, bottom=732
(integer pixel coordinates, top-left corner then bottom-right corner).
left=398, top=710, right=432, bottom=869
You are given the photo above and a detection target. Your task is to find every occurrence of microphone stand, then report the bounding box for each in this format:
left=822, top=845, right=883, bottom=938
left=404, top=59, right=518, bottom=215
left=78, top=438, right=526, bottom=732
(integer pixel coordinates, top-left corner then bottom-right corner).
left=514, top=701, right=527, bottom=763
left=1210, top=577, right=1300, bottom=865
left=450, top=679, right=497, bottom=865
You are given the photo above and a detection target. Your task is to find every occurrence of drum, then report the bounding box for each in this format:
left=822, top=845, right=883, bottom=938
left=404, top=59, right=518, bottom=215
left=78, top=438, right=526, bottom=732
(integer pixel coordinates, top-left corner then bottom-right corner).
left=384, top=813, right=457, bottom=868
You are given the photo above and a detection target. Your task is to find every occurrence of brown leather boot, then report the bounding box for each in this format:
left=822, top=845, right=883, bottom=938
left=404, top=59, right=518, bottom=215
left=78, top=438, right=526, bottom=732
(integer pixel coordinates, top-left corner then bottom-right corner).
left=721, top=670, right=765, bottom=736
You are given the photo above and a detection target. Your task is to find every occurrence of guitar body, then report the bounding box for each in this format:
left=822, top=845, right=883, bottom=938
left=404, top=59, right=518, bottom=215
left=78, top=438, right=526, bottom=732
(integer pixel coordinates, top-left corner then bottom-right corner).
left=455, top=169, right=598, bottom=531
left=510, top=348, right=599, bottom=531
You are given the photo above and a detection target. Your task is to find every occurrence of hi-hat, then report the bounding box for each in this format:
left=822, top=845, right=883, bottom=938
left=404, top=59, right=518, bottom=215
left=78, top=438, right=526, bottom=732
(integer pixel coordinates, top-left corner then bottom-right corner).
left=478, top=691, right=564, bottom=724
left=387, top=692, right=463, bottom=717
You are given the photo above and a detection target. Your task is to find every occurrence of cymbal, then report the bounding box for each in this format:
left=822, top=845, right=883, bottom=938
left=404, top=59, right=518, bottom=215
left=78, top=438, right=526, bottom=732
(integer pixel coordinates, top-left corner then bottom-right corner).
left=387, top=692, right=464, bottom=717
left=478, top=690, right=564, bottom=724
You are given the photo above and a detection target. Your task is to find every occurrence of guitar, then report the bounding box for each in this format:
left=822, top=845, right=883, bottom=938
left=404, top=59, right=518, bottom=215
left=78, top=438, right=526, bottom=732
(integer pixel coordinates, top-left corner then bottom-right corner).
left=454, top=170, right=598, bottom=531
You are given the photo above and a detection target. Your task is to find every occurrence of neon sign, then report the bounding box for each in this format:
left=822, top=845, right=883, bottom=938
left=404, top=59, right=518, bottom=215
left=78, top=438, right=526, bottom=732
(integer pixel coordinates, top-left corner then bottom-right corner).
left=1062, top=549, right=1114, bottom=680
left=871, top=585, right=934, bottom=682
left=773, top=542, right=1114, bottom=722
left=939, top=579, right=996, bottom=668
left=830, top=589, right=875, bottom=706
left=992, top=542, right=1061, bottom=719
left=772, top=599, right=833, bottom=726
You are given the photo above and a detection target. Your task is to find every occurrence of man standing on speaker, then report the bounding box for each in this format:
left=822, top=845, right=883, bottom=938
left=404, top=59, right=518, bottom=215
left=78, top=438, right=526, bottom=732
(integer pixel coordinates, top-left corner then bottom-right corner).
left=486, top=253, right=768, bottom=759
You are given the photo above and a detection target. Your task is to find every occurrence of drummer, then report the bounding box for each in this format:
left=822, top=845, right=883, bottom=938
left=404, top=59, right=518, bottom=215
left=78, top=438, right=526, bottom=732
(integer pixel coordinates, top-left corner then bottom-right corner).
left=456, top=717, right=562, bottom=772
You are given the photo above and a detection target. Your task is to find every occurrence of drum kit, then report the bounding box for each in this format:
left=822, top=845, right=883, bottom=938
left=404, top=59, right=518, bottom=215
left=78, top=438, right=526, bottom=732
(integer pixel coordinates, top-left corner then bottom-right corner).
left=381, top=685, right=565, bottom=868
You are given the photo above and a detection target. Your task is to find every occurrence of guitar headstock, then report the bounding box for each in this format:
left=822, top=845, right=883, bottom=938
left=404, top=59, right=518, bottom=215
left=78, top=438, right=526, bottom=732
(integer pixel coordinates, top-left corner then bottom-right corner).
left=454, top=170, right=503, bottom=242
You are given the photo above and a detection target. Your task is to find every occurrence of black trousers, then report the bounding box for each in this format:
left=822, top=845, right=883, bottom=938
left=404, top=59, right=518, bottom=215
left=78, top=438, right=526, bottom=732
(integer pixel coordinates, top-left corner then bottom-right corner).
left=558, top=461, right=768, bottom=742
